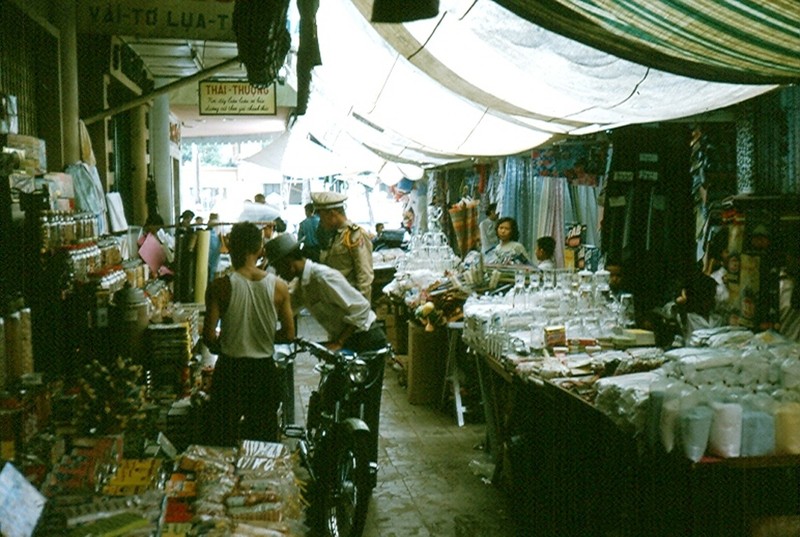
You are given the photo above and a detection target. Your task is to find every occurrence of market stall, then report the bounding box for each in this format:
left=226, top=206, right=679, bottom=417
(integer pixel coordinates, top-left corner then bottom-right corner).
left=2, top=438, right=306, bottom=536
left=462, top=276, right=800, bottom=536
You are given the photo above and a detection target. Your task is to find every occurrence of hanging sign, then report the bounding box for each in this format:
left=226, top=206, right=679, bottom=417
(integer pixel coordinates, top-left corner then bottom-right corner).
left=76, top=0, right=236, bottom=41
left=198, top=80, right=277, bottom=116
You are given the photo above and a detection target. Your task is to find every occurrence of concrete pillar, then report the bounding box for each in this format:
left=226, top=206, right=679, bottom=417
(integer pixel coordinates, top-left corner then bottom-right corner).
left=130, top=105, right=149, bottom=226
left=151, top=91, right=174, bottom=223
left=55, top=0, right=80, bottom=167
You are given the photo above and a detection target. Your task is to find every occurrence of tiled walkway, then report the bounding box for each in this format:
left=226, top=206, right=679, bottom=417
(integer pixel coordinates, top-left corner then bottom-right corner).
left=294, top=315, right=515, bottom=537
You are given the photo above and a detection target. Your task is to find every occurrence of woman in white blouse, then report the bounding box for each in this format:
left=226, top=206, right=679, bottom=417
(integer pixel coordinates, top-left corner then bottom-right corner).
left=485, top=217, right=530, bottom=265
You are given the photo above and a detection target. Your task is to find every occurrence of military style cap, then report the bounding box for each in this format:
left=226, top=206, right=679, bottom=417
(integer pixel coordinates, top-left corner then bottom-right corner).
left=311, top=191, right=347, bottom=210
left=264, top=233, right=300, bottom=265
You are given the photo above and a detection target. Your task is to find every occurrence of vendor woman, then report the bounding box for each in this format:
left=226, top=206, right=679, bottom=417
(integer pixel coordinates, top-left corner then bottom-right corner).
left=485, top=217, right=530, bottom=265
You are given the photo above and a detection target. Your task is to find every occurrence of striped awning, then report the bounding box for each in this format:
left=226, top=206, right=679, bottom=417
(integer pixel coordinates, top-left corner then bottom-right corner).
left=494, top=0, right=800, bottom=84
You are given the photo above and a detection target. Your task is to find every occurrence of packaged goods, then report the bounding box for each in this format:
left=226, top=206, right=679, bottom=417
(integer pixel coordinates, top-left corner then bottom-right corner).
left=708, top=402, right=743, bottom=458
left=740, top=410, right=775, bottom=456
left=775, top=402, right=800, bottom=454
left=681, top=404, right=713, bottom=462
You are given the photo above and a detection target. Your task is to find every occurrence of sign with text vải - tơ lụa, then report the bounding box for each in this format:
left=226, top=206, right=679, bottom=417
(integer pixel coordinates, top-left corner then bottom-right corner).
left=77, top=0, right=236, bottom=40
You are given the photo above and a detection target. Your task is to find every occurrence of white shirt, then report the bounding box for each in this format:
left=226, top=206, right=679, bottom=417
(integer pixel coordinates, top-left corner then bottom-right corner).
left=537, top=259, right=555, bottom=271
left=711, top=266, right=729, bottom=307
left=294, top=260, right=376, bottom=340
left=486, top=241, right=529, bottom=265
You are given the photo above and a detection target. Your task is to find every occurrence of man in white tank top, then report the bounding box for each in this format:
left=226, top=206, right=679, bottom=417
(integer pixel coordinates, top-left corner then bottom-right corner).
left=203, top=222, right=295, bottom=446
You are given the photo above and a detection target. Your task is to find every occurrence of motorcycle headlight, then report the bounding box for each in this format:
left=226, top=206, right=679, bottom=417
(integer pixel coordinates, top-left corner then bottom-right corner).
left=347, top=359, right=370, bottom=384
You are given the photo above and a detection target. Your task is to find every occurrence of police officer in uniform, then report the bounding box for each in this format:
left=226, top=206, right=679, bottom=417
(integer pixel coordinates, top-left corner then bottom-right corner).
left=311, top=191, right=374, bottom=302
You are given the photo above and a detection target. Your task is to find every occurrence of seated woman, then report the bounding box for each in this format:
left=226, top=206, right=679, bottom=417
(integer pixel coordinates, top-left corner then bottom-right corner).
left=485, top=217, right=530, bottom=265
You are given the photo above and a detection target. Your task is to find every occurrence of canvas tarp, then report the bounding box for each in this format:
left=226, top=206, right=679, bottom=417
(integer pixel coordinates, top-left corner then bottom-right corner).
left=297, top=0, right=779, bottom=168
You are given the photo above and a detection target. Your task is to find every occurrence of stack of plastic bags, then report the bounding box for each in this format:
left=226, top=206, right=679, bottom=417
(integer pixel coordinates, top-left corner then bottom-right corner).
left=638, top=331, right=800, bottom=461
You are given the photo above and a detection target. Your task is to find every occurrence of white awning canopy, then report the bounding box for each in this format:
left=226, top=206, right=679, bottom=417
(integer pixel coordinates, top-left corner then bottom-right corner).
left=242, top=129, right=349, bottom=178
left=294, top=0, right=777, bottom=169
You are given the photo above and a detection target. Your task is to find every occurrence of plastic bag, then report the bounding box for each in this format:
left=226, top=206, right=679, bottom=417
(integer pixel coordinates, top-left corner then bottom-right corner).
left=741, top=409, right=775, bottom=457
left=659, top=382, right=694, bottom=453
left=708, top=401, right=742, bottom=458
left=775, top=401, right=800, bottom=454
left=680, top=403, right=713, bottom=462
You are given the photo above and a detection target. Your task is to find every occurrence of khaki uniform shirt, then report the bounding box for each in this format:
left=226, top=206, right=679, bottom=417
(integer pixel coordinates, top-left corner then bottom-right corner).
left=320, top=220, right=374, bottom=301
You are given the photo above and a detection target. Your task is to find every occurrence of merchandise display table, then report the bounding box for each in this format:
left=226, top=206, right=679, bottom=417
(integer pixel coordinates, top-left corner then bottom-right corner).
left=474, top=350, right=800, bottom=537
left=13, top=437, right=306, bottom=536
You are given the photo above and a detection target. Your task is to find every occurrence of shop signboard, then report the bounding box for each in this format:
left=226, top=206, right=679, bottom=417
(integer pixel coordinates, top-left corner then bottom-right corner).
left=198, top=80, right=277, bottom=116
left=76, top=0, right=236, bottom=41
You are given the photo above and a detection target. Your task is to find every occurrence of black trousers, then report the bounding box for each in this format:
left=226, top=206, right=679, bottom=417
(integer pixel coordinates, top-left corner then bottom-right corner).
left=343, top=322, right=388, bottom=353
left=208, top=355, right=280, bottom=446
left=343, top=323, right=389, bottom=464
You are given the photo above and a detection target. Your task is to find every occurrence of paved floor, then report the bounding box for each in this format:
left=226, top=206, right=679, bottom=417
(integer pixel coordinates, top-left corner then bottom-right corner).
left=294, top=315, right=515, bottom=537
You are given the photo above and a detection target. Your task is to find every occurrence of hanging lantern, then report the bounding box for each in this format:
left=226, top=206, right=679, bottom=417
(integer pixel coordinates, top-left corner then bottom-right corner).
left=233, top=0, right=292, bottom=88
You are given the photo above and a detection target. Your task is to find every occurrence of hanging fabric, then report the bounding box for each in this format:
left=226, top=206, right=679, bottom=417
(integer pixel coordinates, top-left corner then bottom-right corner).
left=567, top=184, right=601, bottom=247
left=448, top=199, right=480, bottom=257
left=537, top=177, right=567, bottom=267
left=78, top=119, right=96, bottom=166
left=65, top=162, right=108, bottom=236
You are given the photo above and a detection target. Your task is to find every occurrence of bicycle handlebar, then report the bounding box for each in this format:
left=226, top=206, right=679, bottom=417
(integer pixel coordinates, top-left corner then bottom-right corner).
left=294, top=338, right=339, bottom=363
left=294, top=338, right=393, bottom=362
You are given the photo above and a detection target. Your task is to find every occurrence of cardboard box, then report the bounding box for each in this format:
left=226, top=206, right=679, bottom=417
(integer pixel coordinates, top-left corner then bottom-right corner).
left=406, top=322, right=448, bottom=405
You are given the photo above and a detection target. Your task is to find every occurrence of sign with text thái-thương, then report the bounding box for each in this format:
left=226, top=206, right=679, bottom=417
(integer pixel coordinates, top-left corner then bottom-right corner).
left=198, top=81, right=277, bottom=116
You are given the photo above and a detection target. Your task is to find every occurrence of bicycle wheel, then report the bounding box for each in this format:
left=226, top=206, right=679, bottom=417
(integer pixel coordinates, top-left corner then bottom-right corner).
left=315, top=425, right=372, bottom=537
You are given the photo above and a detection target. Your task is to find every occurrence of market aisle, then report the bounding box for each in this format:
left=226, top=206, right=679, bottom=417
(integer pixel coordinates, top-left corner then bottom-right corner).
left=294, top=314, right=515, bottom=537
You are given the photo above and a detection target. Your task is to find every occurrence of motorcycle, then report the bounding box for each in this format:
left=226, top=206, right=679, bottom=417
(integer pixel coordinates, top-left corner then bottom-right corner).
left=280, top=338, right=392, bottom=537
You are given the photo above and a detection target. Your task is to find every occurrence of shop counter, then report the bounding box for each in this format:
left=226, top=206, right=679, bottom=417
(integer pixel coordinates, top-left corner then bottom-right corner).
left=474, top=351, right=800, bottom=537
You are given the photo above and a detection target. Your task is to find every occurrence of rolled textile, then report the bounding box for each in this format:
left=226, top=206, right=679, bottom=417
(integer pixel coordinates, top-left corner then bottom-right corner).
left=0, top=318, right=5, bottom=391
left=19, top=308, right=33, bottom=376
left=174, top=229, right=196, bottom=303
left=194, top=230, right=210, bottom=303
left=5, top=310, right=34, bottom=382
